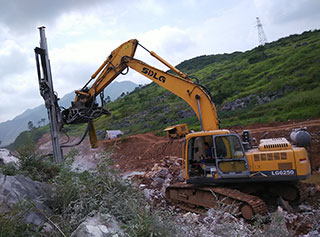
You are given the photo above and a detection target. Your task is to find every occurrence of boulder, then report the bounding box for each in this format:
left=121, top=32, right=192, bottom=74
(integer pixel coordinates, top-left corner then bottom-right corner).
left=71, top=213, right=123, bottom=237
left=0, top=173, right=53, bottom=226
left=0, top=148, right=19, bottom=168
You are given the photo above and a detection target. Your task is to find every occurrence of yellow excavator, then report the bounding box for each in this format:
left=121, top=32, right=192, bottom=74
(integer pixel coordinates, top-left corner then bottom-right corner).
left=36, top=36, right=311, bottom=219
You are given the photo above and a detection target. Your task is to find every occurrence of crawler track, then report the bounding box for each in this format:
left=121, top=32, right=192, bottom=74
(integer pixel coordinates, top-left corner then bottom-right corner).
left=166, top=184, right=268, bottom=220
left=295, top=182, right=309, bottom=203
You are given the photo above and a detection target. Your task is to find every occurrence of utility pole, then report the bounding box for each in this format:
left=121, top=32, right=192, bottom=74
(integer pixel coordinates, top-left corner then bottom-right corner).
left=256, top=17, right=268, bottom=46
left=34, top=27, right=64, bottom=163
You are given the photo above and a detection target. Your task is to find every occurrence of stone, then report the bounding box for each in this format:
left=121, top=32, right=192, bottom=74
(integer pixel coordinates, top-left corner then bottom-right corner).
left=298, top=204, right=313, bottom=212
left=71, top=213, right=123, bottom=237
left=143, top=188, right=154, bottom=200
left=0, top=148, right=19, bottom=168
left=278, top=197, right=293, bottom=212
left=155, top=168, right=169, bottom=179
left=151, top=177, right=165, bottom=188
left=0, top=173, right=53, bottom=226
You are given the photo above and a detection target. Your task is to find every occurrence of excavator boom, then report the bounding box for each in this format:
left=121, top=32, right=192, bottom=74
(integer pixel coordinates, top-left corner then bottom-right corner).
left=65, top=39, right=219, bottom=132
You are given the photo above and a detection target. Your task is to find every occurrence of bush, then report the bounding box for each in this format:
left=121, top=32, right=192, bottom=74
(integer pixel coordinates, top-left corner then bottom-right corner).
left=0, top=200, right=41, bottom=237
left=17, top=152, right=61, bottom=182
left=0, top=163, right=17, bottom=176
left=48, top=153, right=177, bottom=236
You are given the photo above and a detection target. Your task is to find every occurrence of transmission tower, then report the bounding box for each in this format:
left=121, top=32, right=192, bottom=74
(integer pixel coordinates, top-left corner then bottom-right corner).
left=256, top=17, right=268, bottom=46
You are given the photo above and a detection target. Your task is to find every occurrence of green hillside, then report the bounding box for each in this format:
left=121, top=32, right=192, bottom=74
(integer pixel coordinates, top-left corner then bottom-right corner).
left=10, top=30, right=320, bottom=149
left=94, top=29, right=320, bottom=133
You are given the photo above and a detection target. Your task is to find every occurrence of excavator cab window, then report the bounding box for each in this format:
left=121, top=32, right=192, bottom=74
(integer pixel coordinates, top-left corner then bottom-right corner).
left=213, top=134, right=250, bottom=178
left=214, top=135, right=244, bottom=159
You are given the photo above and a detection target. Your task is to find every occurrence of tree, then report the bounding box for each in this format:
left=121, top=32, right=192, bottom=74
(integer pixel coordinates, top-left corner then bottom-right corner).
left=104, top=96, right=111, bottom=104
left=37, top=118, right=46, bottom=127
left=118, top=92, right=126, bottom=99
left=27, top=121, right=35, bottom=130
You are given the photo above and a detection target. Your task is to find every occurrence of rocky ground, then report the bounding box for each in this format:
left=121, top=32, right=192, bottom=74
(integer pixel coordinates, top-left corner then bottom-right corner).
left=34, top=118, right=320, bottom=236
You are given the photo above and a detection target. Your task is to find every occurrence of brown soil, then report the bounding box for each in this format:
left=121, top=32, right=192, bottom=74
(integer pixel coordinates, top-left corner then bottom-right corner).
left=102, top=133, right=183, bottom=173
left=101, top=118, right=320, bottom=173
left=37, top=118, right=320, bottom=178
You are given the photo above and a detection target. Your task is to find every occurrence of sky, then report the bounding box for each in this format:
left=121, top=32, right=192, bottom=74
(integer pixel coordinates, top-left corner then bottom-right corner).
left=0, top=0, right=319, bottom=122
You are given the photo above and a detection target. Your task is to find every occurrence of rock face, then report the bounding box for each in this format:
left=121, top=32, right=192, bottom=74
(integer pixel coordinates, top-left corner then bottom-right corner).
left=71, top=213, right=123, bottom=237
left=221, top=87, right=295, bottom=111
left=0, top=173, right=53, bottom=225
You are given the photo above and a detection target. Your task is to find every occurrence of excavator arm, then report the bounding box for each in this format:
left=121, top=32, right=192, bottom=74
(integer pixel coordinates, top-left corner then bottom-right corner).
left=125, top=57, right=219, bottom=131
left=63, top=39, right=219, bottom=135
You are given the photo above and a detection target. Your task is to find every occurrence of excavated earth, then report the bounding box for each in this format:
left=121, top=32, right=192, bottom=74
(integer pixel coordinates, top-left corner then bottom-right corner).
left=37, top=118, right=320, bottom=235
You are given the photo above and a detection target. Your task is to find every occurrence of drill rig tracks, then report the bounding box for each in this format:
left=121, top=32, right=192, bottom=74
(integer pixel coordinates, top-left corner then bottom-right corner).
left=166, top=184, right=268, bottom=220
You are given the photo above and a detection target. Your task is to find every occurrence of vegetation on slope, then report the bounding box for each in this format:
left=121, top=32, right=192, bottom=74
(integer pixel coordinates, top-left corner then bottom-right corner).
left=0, top=150, right=178, bottom=236
left=10, top=30, right=320, bottom=148
left=95, top=29, right=320, bottom=133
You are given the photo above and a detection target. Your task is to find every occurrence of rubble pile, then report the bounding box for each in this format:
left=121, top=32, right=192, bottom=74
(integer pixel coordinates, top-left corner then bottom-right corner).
left=282, top=204, right=320, bottom=235
left=127, top=155, right=184, bottom=192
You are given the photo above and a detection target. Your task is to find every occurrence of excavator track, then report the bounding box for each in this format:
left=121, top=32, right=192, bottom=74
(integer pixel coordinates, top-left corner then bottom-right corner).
left=271, top=182, right=309, bottom=204
left=295, top=182, right=309, bottom=203
left=166, top=184, right=268, bottom=220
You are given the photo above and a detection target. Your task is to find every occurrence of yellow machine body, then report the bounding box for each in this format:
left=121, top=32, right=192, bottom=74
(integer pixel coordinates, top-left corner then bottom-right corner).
left=185, top=133, right=311, bottom=183
left=246, top=138, right=311, bottom=178
left=164, top=123, right=189, bottom=139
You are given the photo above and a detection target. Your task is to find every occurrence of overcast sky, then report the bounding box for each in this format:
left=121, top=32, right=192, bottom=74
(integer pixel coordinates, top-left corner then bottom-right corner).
left=0, top=0, right=319, bottom=122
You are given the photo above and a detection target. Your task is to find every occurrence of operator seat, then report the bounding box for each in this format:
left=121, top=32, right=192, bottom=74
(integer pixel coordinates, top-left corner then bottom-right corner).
left=193, top=137, right=205, bottom=161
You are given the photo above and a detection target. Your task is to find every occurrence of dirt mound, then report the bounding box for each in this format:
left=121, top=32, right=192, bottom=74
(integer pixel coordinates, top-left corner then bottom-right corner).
left=102, top=133, right=183, bottom=173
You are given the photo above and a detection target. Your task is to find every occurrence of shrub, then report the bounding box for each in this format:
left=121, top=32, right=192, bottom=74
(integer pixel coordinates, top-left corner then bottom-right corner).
left=0, top=200, right=41, bottom=237
left=48, top=153, right=177, bottom=236
left=16, top=144, right=61, bottom=182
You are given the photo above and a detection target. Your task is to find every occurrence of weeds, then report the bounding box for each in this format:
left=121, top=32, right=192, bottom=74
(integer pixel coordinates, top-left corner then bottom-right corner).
left=0, top=200, right=41, bottom=237
left=17, top=151, right=61, bottom=182
left=0, top=162, right=17, bottom=176
left=46, top=153, right=177, bottom=236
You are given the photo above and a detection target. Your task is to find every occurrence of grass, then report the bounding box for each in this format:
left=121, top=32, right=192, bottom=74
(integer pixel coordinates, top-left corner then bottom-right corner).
left=0, top=148, right=178, bottom=236
left=48, top=153, right=179, bottom=236
left=0, top=200, right=42, bottom=237
left=2, top=146, right=319, bottom=236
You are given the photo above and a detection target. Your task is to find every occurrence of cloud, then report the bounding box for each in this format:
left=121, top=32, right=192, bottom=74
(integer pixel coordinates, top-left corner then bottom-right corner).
left=137, top=26, right=196, bottom=64
left=135, top=0, right=165, bottom=16
left=254, top=0, right=320, bottom=24
left=0, top=70, right=41, bottom=122
left=0, top=0, right=108, bottom=33
left=0, top=43, right=30, bottom=77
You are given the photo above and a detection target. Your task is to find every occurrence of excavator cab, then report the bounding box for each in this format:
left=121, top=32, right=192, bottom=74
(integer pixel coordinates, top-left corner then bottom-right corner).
left=186, top=132, right=250, bottom=184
